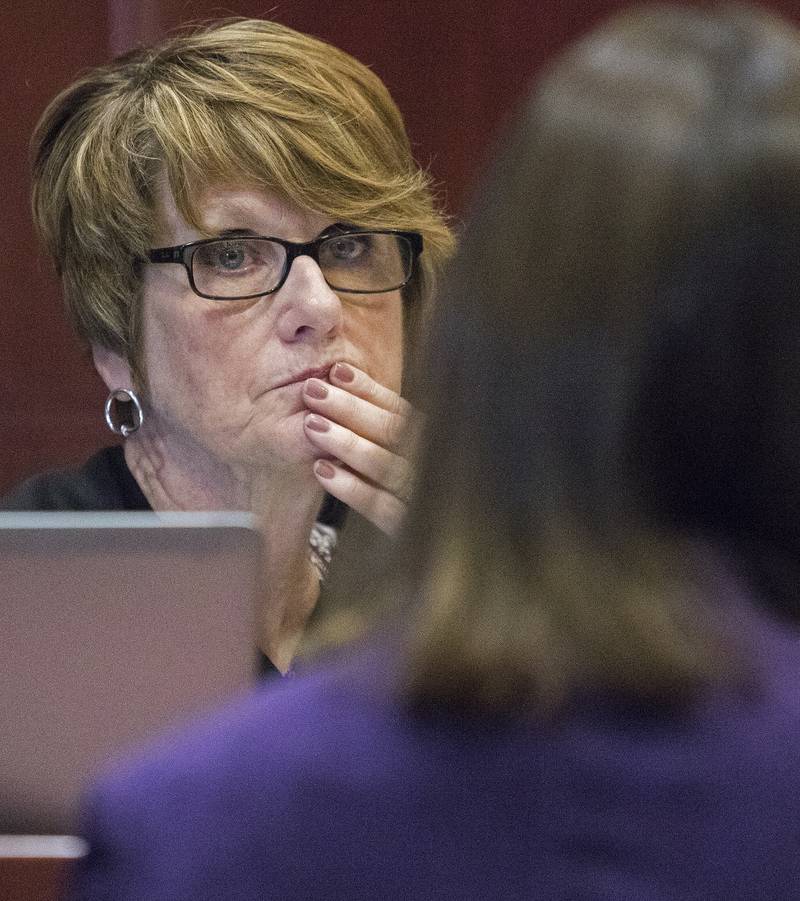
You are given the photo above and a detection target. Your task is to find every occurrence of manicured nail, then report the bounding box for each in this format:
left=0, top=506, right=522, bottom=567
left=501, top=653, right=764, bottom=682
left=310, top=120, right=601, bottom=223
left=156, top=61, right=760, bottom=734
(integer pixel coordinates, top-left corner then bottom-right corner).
left=315, top=460, right=336, bottom=479
left=331, top=362, right=355, bottom=383
left=305, top=378, right=328, bottom=399
left=305, top=414, right=330, bottom=433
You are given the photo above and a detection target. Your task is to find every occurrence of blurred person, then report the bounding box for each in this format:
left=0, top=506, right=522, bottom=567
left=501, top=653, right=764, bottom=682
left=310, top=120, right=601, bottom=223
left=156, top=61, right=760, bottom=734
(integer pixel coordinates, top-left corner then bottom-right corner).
left=1, top=19, right=453, bottom=672
left=70, top=4, right=800, bottom=899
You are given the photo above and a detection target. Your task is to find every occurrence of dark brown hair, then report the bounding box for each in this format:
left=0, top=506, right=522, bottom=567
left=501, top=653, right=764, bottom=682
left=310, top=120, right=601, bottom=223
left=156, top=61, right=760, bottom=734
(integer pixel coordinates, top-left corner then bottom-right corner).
left=322, top=3, right=800, bottom=714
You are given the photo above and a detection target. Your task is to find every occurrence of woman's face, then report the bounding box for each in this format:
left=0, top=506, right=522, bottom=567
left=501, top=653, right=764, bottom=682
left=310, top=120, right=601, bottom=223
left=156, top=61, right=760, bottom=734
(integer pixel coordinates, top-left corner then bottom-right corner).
left=114, top=182, right=405, bottom=476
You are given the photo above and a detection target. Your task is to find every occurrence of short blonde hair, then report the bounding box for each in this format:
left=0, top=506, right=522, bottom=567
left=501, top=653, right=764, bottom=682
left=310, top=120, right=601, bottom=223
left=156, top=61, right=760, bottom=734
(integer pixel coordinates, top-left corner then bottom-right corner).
left=32, top=18, right=454, bottom=382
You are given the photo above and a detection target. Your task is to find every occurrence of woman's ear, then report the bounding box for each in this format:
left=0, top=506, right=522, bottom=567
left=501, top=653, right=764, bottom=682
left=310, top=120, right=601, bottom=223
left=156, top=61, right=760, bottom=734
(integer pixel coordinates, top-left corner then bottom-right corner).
left=92, top=345, right=133, bottom=391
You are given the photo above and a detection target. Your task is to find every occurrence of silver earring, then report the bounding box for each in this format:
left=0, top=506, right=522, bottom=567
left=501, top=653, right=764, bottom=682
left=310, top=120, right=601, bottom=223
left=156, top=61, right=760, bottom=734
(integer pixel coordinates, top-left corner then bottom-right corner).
left=104, top=388, right=144, bottom=437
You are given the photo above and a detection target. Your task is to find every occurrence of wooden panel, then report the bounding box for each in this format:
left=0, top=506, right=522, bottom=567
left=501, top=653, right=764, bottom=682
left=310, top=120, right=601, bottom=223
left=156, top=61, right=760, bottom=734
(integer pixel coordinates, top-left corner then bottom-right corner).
left=0, top=835, right=86, bottom=901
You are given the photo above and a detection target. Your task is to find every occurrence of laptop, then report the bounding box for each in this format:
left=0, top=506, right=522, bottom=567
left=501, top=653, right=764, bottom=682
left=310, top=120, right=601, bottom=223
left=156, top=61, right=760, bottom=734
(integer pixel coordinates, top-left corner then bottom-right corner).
left=0, top=511, right=264, bottom=833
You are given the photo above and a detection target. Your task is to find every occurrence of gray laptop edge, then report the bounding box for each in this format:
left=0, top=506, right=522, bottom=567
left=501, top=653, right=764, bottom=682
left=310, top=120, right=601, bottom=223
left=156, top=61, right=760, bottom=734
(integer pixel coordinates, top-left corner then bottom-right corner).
left=0, top=511, right=263, bottom=832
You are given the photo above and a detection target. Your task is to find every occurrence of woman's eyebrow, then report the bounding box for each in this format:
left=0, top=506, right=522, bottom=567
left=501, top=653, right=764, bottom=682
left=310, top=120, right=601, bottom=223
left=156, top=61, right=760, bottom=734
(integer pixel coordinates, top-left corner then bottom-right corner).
left=318, top=222, right=361, bottom=238
left=209, top=223, right=361, bottom=241
left=214, top=227, right=261, bottom=238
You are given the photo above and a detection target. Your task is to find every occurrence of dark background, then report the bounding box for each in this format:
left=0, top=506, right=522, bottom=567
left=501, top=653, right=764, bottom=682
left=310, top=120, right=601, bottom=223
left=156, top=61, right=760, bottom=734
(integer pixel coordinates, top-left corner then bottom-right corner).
left=3, top=0, right=798, bottom=492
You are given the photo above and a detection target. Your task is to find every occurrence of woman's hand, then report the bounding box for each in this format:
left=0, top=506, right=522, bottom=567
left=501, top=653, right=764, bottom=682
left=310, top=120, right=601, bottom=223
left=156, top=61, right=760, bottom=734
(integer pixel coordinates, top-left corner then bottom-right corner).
left=302, top=361, right=414, bottom=535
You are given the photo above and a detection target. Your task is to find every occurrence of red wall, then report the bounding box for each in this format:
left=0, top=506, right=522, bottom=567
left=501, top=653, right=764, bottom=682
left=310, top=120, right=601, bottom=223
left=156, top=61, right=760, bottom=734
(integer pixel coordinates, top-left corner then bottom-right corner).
left=3, top=0, right=799, bottom=492
left=1, top=1, right=111, bottom=492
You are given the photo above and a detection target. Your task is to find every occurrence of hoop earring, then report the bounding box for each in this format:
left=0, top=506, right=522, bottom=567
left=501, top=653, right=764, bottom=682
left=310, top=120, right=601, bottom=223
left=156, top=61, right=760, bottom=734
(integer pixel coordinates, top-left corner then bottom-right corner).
left=104, top=388, right=144, bottom=437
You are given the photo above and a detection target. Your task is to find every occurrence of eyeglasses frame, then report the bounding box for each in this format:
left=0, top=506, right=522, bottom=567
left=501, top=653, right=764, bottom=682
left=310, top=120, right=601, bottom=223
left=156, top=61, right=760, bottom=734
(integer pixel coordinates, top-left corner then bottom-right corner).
left=147, top=229, right=424, bottom=301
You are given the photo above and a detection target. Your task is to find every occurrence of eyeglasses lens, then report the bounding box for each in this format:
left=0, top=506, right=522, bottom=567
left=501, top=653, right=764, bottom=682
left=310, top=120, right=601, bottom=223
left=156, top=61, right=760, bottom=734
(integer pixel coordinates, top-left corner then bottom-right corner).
left=190, top=234, right=412, bottom=299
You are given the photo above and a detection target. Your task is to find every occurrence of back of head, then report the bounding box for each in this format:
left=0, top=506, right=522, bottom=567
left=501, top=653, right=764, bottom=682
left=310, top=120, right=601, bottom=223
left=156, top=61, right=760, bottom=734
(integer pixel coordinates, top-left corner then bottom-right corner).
left=388, top=3, right=800, bottom=713
left=31, top=19, right=453, bottom=380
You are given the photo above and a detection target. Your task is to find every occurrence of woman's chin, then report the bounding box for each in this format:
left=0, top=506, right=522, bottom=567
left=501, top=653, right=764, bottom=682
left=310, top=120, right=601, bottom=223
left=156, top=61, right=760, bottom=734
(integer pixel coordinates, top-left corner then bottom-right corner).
left=270, top=417, right=326, bottom=469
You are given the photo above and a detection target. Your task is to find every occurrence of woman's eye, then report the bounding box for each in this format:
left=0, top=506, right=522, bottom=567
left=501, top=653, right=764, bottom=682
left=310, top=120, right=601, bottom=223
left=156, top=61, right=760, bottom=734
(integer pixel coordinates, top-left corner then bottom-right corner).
left=327, top=236, right=369, bottom=262
left=194, top=240, right=258, bottom=274
left=214, top=243, right=248, bottom=270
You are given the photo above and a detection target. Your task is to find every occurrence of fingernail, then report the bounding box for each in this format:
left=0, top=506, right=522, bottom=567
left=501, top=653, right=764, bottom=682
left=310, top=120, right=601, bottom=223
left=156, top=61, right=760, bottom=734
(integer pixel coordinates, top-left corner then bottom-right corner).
left=305, top=378, right=328, bottom=399
left=331, top=362, right=354, bottom=383
left=315, top=459, right=336, bottom=479
left=305, top=414, right=330, bottom=433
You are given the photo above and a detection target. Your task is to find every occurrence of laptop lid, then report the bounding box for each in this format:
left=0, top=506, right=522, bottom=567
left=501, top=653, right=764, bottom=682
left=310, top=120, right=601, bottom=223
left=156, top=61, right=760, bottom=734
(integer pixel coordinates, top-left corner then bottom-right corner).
left=0, top=511, right=263, bottom=833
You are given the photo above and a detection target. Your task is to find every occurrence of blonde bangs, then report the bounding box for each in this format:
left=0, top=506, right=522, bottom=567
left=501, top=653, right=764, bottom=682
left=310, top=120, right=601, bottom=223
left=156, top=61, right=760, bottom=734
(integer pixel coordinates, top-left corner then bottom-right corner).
left=145, top=62, right=449, bottom=244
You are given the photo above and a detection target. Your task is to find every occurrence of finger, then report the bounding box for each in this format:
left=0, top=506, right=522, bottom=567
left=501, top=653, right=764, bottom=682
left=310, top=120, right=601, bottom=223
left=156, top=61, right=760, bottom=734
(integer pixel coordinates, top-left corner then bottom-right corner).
left=304, top=414, right=412, bottom=500
left=328, top=362, right=412, bottom=418
left=313, top=459, right=406, bottom=536
left=303, top=378, right=410, bottom=451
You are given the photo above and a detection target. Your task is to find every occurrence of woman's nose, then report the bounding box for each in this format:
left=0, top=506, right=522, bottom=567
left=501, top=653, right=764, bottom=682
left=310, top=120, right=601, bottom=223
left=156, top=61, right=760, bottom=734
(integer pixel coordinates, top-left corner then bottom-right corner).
left=273, top=255, right=343, bottom=343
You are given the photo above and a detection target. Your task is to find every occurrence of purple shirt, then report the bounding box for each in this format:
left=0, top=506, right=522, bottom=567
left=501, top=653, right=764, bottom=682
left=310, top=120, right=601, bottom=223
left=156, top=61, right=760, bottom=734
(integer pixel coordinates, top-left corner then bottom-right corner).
left=71, top=605, right=800, bottom=900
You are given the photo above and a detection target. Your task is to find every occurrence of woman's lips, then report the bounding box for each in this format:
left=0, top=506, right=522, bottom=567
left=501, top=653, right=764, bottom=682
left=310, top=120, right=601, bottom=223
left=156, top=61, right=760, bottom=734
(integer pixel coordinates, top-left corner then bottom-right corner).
left=272, top=365, right=332, bottom=390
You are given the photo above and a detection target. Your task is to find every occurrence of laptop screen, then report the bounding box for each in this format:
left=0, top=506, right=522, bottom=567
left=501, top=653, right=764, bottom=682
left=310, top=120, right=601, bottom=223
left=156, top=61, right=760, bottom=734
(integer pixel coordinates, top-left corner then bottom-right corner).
left=0, top=512, right=263, bottom=832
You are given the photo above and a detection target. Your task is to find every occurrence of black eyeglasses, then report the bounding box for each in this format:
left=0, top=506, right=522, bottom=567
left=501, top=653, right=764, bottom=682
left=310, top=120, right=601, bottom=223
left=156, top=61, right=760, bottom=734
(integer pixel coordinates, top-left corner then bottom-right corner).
left=147, top=228, right=423, bottom=301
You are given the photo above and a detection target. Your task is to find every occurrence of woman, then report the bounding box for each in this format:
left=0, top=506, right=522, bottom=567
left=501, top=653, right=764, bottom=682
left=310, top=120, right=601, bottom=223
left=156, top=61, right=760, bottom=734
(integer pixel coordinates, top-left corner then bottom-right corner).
left=73, top=4, right=800, bottom=899
left=2, top=19, right=453, bottom=672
